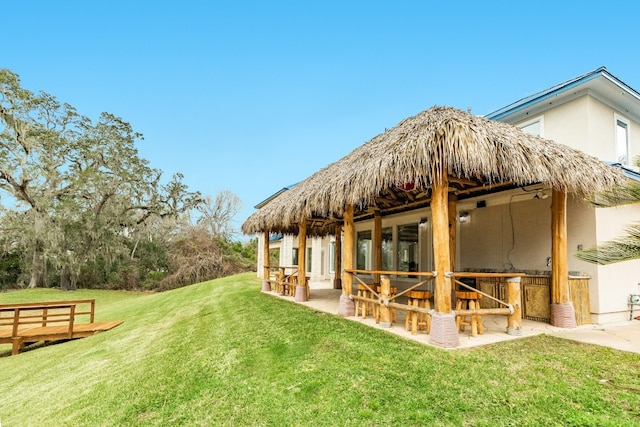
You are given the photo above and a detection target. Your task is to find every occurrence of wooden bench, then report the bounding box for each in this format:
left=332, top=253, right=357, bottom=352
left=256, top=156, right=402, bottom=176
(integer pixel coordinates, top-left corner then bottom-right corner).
left=0, top=299, right=123, bottom=355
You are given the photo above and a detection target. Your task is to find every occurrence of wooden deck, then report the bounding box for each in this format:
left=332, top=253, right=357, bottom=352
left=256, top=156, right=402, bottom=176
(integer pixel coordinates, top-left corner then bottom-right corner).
left=0, top=300, right=123, bottom=355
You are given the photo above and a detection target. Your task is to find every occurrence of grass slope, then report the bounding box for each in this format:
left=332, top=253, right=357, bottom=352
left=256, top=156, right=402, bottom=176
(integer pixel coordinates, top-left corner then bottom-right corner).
left=1, top=272, right=639, bottom=426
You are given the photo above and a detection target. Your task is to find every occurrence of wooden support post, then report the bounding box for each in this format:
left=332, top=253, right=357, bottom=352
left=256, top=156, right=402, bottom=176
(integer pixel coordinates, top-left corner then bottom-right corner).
left=379, top=275, right=392, bottom=327
left=262, top=230, right=271, bottom=291
left=550, top=189, right=577, bottom=328
left=295, top=217, right=308, bottom=302
left=448, top=194, right=457, bottom=272
left=506, top=277, right=522, bottom=335
left=333, top=224, right=342, bottom=290
left=448, top=194, right=458, bottom=308
left=338, top=205, right=355, bottom=316
left=373, top=210, right=382, bottom=286
left=429, top=171, right=459, bottom=348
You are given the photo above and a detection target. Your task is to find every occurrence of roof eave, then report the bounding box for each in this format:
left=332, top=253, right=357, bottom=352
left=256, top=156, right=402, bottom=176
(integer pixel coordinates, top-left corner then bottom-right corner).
left=485, top=67, right=640, bottom=121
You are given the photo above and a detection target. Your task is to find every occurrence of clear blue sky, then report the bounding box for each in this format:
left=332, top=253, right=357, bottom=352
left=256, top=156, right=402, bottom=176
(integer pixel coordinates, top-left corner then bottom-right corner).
left=4, top=1, right=640, bottom=238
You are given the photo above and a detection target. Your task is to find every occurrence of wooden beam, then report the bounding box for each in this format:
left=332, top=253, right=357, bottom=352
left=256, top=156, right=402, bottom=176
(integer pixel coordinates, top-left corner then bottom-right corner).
left=448, top=176, right=480, bottom=187
left=379, top=198, right=432, bottom=215
left=454, top=181, right=516, bottom=196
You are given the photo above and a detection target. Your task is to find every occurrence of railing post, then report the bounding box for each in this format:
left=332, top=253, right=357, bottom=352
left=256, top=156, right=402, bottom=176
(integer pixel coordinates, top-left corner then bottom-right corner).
left=506, top=277, right=522, bottom=336
left=379, top=276, right=392, bottom=328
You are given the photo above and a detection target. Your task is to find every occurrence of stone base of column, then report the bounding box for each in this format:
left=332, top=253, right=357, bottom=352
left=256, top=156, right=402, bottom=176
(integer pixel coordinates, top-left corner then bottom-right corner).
left=333, top=278, right=342, bottom=290
left=551, top=302, right=577, bottom=328
left=294, top=286, right=308, bottom=302
left=337, top=294, right=355, bottom=317
left=261, top=280, right=271, bottom=292
left=506, top=327, right=522, bottom=336
left=429, top=312, right=460, bottom=348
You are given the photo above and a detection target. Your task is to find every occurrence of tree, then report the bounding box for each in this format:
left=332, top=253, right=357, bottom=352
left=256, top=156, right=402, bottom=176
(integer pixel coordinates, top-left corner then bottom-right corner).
left=196, top=190, right=242, bottom=239
left=0, top=69, right=201, bottom=289
left=576, top=159, right=640, bottom=264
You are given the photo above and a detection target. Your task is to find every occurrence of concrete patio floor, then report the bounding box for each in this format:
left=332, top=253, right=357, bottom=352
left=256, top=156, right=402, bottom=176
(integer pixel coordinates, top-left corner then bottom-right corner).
left=265, top=280, right=640, bottom=354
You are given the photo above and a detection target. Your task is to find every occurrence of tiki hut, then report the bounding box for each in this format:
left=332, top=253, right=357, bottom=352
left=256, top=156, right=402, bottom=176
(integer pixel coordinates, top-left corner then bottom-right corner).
left=243, top=106, right=623, bottom=347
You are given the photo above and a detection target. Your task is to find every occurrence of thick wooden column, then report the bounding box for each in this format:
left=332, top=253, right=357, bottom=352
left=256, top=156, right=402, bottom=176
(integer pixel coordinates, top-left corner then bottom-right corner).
left=262, top=230, right=271, bottom=291
left=448, top=195, right=458, bottom=308
left=338, top=205, right=355, bottom=316
left=373, top=210, right=382, bottom=285
left=550, top=189, right=577, bottom=327
left=429, top=171, right=459, bottom=348
left=295, top=217, right=308, bottom=302
left=333, top=224, right=342, bottom=289
left=448, top=195, right=457, bottom=272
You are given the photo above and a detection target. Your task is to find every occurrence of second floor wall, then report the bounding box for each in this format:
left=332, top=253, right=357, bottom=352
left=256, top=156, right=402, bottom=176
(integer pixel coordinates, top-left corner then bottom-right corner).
left=512, top=93, right=640, bottom=167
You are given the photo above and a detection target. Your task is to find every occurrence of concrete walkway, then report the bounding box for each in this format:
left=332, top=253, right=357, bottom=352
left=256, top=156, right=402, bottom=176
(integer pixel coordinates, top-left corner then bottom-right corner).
left=266, top=282, right=640, bottom=354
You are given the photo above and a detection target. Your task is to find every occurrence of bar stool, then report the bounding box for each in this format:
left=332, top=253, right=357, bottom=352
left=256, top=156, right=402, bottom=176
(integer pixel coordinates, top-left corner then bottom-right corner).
left=355, top=284, right=375, bottom=318
left=275, top=271, right=285, bottom=294
left=455, top=291, right=484, bottom=336
left=374, top=286, right=398, bottom=324
left=405, top=290, right=432, bottom=334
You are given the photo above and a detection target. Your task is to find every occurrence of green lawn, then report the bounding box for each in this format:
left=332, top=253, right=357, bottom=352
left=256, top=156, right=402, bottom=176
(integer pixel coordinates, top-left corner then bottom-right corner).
left=1, top=272, right=639, bottom=426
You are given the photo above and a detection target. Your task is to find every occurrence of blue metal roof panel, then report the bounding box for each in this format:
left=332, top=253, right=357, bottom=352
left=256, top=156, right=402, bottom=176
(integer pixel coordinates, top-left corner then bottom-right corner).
left=606, top=162, right=640, bottom=182
left=485, top=67, right=609, bottom=121
left=254, top=183, right=298, bottom=209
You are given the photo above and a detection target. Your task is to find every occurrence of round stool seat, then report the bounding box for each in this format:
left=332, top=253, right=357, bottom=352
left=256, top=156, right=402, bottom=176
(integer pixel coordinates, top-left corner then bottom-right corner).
left=408, top=290, right=432, bottom=299
left=456, top=291, right=480, bottom=300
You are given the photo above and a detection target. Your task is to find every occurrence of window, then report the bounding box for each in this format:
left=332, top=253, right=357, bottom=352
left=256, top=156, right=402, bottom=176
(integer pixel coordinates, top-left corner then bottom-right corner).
left=616, top=118, right=629, bottom=165
left=519, top=117, right=543, bottom=137
left=292, top=248, right=298, bottom=266
left=382, top=227, right=393, bottom=271
left=357, top=230, right=372, bottom=270
left=306, top=247, right=312, bottom=273
left=397, top=223, right=419, bottom=274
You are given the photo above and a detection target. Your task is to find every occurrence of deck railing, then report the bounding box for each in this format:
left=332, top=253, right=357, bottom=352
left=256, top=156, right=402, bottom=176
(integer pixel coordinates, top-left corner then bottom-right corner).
left=345, top=270, right=524, bottom=335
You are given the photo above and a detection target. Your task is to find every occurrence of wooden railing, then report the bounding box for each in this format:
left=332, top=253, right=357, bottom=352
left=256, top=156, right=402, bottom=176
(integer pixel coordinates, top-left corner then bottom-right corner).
left=344, top=270, right=524, bottom=335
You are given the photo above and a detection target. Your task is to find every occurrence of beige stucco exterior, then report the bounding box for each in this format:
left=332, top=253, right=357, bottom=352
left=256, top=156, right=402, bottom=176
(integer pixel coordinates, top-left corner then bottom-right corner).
left=509, top=91, right=640, bottom=323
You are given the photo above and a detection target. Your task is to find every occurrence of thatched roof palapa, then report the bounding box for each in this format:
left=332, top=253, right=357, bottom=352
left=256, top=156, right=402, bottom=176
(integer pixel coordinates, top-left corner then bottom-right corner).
left=242, top=106, right=624, bottom=236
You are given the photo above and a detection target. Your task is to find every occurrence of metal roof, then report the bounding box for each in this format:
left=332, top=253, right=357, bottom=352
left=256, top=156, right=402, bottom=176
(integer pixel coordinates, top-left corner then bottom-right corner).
left=485, top=67, right=640, bottom=123
left=254, top=183, right=298, bottom=209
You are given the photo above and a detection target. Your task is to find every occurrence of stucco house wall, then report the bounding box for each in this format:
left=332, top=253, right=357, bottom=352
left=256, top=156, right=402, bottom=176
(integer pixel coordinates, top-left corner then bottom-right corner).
left=509, top=88, right=640, bottom=322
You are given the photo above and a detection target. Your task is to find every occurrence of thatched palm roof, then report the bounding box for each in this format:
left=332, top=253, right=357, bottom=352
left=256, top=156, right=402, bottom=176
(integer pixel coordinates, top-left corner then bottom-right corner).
left=242, top=106, right=624, bottom=235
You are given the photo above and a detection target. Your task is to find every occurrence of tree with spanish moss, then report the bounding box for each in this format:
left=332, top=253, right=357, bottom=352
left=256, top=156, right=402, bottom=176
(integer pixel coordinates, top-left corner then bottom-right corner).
left=0, top=69, right=201, bottom=289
